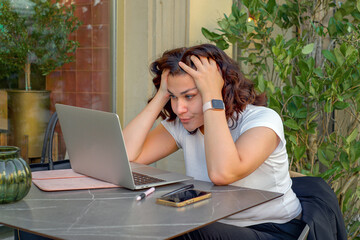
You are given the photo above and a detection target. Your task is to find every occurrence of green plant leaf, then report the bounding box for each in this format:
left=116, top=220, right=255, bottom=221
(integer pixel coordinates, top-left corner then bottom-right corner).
left=328, top=17, right=337, bottom=36
left=294, top=108, right=308, bottom=118
left=352, top=166, right=360, bottom=173
left=324, top=100, right=333, bottom=113
left=215, top=40, right=230, bottom=50
left=347, top=128, right=359, bottom=144
left=231, top=3, right=241, bottom=19
left=320, top=167, right=337, bottom=179
left=309, top=85, right=316, bottom=96
left=322, top=50, right=337, bottom=63
left=257, top=74, right=265, bottom=92
left=272, top=46, right=281, bottom=56
left=238, top=41, right=250, bottom=49
left=254, top=42, right=263, bottom=50
left=248, top=53, right=257, bottom=63
left=294, top=145, right=306, bottom=160
left=265, top=79, right=275, bottom=93
left=201, top=28, right=222, bottom=41
left=284, top=119, right=300, bottom=130
left=284, top=38, right=297, bottom=48
left=313, top=68, right=324, bottom=77
left=313, top=162, right=320, bottom=175
left=340, top=152, right=350, bottom=170
left=227, top=35, right=238, bottom=44
left=349, top=144, right=360, bottom=164
left=302, top=43, right=314, bottom=55
left=305, top=126, right=316, bottom=134
left=265, top=0, right=276, bottom=14
left=318, top=148, right=330, bottom=167
left=334, top=48, right=345, bottom=66
left=345, top=44, right=356, bottom=57
left=315, top=25, right=325, bottom=36
left=289, top=135, right=297, bottom=145
left=298, top=59, right=309, bottom=72
left=308, top=113, right=319, bottom=124
left=333, top=101, right=350, bottom=110
left=357, top=0, right=360, bottom=12
left=307, top=57, right=315, bottom=71
left=353, top=11, right=360, bottom=20
left=218, top=19, right=230, bottom=31
left=334, top=10, right=343, bottom=21
left=287, top=102, right=298, bottom=115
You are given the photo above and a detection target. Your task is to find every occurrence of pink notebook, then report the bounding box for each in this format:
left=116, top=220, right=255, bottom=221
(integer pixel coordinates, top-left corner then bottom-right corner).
left=32, top=169, right=121, bottom=191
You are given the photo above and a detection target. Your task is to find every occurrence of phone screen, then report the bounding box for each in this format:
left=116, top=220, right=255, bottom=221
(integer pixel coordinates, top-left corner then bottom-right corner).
left=161, top=190, right=209, bottom=203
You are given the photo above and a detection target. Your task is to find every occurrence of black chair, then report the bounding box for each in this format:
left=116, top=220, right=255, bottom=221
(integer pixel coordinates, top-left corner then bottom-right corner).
left=30, top=111, right=71, bottom=171
left=291, top=176, right=347, bottom=240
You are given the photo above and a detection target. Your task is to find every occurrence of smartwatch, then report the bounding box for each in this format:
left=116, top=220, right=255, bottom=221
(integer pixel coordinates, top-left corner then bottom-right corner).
left=203, top=99, right=225, bottom=112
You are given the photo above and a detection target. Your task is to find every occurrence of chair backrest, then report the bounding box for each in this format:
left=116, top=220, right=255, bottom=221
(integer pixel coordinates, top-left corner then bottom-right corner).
left=30, top=111, right=71, bottom=172
left=291, top=177, right=347, bottom=240
left=40, top=111, right=58, bottom=169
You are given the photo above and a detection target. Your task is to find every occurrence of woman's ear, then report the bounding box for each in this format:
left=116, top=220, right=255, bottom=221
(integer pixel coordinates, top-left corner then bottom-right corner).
left=217, top=65, right=223, bottom=77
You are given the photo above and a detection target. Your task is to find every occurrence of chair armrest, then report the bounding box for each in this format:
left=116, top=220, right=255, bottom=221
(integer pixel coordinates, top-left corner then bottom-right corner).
left=297, top=224, right=310, bottom=240
left=290, top=171, right=305, bottom=178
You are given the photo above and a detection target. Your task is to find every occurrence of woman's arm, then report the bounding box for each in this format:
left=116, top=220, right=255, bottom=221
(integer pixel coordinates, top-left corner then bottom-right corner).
left=179, top=57, right=280, bottom=185
left=204, top=116, right=280, bottom=185
left=123, top=69, right=179, bottom=164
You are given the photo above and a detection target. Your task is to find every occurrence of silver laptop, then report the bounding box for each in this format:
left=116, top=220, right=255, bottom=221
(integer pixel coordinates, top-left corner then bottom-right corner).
left=55, top=103, right=192, bottom=190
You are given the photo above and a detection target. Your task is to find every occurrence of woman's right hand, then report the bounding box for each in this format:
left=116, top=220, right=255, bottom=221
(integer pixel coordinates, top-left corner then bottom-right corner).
left=157, top=69, right=170, bottom=100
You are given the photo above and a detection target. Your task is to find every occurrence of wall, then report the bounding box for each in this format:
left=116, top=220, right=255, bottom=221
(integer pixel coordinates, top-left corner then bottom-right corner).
left=188, top=0, right=233, bottom=55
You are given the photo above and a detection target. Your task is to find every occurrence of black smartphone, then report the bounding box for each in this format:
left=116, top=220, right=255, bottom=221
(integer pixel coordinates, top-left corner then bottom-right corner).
left=156, top=189, right=212, bottom=207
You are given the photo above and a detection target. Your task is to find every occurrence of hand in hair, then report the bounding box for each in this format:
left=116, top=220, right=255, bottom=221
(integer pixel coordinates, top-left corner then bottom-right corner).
left=157, top=68, right=171, bottom=100
left=179, top=55, right=224, bottom=103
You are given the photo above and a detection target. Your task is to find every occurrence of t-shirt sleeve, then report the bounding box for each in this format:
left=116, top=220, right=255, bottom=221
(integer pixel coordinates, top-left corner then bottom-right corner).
left=240, top=108, right=286, bottom=150
left=161, top=118, right=184, bottom=149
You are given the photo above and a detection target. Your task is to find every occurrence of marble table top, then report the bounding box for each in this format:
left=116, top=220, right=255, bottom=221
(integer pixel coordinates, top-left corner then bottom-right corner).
left=0, top=180, right=281, bottom=240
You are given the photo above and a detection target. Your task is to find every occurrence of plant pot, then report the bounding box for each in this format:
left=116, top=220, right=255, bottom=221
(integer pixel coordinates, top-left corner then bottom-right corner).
left=0, top=146, right=32, bottom=204
left=7, top=90, right=50, bottom=161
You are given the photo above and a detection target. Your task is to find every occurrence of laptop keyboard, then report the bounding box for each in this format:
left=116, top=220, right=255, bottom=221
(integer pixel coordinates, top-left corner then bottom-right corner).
left=132, top=172, right=165, bottom=185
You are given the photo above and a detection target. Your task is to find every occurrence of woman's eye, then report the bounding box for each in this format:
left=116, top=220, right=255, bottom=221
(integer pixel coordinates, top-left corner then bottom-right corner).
left=169, top=95, right=176, bottom=99
left=185, top=95, right=194, bottom=100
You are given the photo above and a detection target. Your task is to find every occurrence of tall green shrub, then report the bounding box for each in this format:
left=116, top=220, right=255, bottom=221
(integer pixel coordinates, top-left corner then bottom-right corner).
left=202, top=0, right=359, bottom=238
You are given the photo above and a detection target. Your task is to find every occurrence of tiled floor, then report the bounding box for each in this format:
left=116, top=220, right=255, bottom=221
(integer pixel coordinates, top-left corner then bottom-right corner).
left=0, top=225, right=14, bottom=240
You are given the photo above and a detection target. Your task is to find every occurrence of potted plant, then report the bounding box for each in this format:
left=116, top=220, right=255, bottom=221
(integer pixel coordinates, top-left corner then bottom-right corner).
left=202, top=0, right=360, bottom=238
left=0, top=0, right=81, bottom=160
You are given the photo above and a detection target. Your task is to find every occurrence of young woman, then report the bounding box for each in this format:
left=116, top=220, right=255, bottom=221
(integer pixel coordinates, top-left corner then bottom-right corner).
left=123, top=44, right=304, bottom=239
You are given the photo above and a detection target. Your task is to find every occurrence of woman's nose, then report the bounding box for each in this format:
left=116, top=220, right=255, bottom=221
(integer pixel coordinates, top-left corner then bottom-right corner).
left=176, top=99, right=187, bottom=115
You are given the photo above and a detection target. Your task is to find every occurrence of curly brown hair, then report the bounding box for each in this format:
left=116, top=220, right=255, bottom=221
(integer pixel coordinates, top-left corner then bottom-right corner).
left=149, top=44, right=267, bottom=128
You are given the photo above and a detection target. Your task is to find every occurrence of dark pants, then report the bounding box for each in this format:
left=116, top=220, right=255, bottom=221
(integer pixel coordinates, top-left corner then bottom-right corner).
left=173, top=218, right=305, bottom=240
left=14, top=230, right=53, bottom=240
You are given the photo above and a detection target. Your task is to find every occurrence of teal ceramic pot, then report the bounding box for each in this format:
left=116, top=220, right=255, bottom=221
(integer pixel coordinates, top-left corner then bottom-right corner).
left=0, top=146, right=32, bottom=204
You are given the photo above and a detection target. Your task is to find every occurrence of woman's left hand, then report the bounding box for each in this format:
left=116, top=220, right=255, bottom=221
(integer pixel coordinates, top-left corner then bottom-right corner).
left=179, top=56, right=224, bottom=103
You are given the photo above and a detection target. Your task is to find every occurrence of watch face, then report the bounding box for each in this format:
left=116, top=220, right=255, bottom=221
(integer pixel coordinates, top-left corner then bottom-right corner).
left=212, top=100, right=225, bottom=109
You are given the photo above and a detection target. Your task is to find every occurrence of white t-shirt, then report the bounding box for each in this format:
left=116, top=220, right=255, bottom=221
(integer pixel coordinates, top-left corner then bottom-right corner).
left=161, top=104, right=302, bottom=227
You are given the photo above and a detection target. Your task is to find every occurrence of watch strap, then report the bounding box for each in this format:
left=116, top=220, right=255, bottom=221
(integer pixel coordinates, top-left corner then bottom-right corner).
left=202, top=101, right=212, bottom=112
left=203, top=99, right=225, bottom=112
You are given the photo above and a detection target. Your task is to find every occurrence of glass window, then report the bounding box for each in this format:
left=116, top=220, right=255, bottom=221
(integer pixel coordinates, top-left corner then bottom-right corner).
left=0, top=0, right=113, bottom=163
